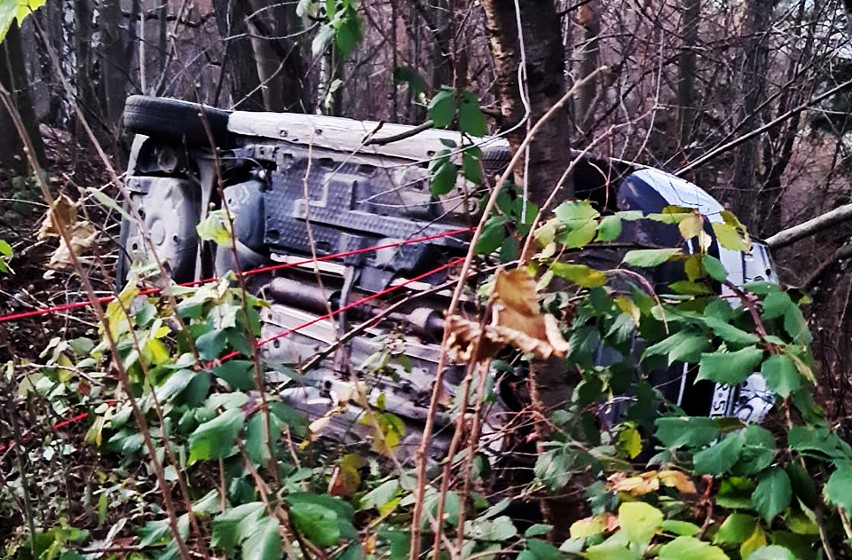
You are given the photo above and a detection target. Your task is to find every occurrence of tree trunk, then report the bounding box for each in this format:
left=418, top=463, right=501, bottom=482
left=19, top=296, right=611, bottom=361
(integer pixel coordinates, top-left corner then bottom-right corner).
left=677, top=0, right=700, bottom=151
left=576, top=1, right=600, bottom=136
left=243, top=0, right=309, bottom=112
left=212, top=0, right=264, bottom=110
left=0, top=21, right=45, bottom=174
left=730, top=0, right=773, bottom=229
left=99, top=0, right=127, bottom=132
left=481, top=0, right=576, bottom=540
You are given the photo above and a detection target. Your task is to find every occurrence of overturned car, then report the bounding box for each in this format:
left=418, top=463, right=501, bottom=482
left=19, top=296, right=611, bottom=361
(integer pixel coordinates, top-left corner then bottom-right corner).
left=119, top=96, right=778, bottom=461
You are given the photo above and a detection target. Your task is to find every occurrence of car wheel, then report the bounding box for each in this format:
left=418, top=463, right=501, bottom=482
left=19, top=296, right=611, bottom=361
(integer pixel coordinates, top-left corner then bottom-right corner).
left=123, top=95, right=232, bottom=147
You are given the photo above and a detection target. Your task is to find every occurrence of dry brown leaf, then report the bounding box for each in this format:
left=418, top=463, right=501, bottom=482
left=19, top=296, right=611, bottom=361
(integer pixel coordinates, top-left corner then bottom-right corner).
left=37, top=194, right=77, bottom=240
left=659, top=469, right=698, bottom=494
left=445, top=315, right=502, bottom=363
left=493, top=268, right=540, bottom=316
left=445, top=315, right=567, bottom=362
left=607, top=470, right=660, bottom=496
left=445, top=268, right=570, bottom=363
left=544, top=314, right=571, bottom=355
left=37, top=194, right=99, bottom=269
left=46, top=222, right=97, bottom=269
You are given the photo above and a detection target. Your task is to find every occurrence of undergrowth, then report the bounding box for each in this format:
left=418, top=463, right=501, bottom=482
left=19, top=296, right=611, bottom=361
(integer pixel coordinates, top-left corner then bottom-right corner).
left=2, top=195, right=850, bottom=560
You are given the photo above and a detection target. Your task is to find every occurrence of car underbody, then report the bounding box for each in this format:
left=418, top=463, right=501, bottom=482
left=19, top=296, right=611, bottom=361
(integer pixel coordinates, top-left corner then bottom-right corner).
left=119, top=95, right=779, bottom=464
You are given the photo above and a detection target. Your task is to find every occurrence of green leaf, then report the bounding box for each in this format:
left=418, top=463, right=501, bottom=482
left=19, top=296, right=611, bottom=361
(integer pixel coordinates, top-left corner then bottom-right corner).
left=0, top=239, right=12, bottom=257
left=245, top=413, right=281, bottom=465
left=661, top=520, right=701, bottom=536
left=524, top=524, right=552, bottom=538
left=0, top=0, right=45, bottom=43
left=584, top=544, right=640, bottom=560
left=554, top=200, right=599, bottom=229
left=562, top=220, right=598, bottom=248
left=334, top=12, right=362, bottom=58
left=619, top=501, right=663, bottom=545
left=622, top=248, right=682, bottom=267
left=762, top=292, right=794, bottom=320
left=825, top=463, right=852, bottom=510
left=645, top=330, right=710, bottom=364
left=693, top=431, right=745, bottom=475
left=196, top=329, right=227, bottom=361
left=361, top=479, right=399, bottom=510
left=783, top=306, right=811, bottom=345
left=462, top=149, right=483, bottom=185
left=713, top=513, right=757, bottom=545
left=188, top=408, right=245, bottom=463
left=698, top=346, right=764, bottom=386
left=212, top=360, right=256, bottom=391
left=744, top=546, right=798, bottom=560
left=474, top=515, right=517, bottom=541
left=287, top=493, right=357, bottom=540
left=669, top=281, right=714, bottom=295
left=733, top=425, right=777, bottom=476
left=212, top=502, right=265, bottom=556
left=429, top=152, right=458, bottom=195
left=702, top=318, right=760, bottom=347
left=196, top=210, right=233, bottom=246
left=787, top=426, right=852, bottom=460
left=655, top=417, right=720, bottom=448
left=475, top=216, right=508, bottom=255
left=500, top=235, right=519, bottom=262
left=658, top=536, right=730, bottom=560
left=392, top=66, right=426, bottom=97
left=751, top=468, right=791, bottom=523
left=289, top=502, right=341, bottom=547
left=550, top=263, right=607, bottom=288
left=139, top=518, right=171, bottom=547
left=702, top=254, right=728, bottom=282
left=786, top=462, right=818, bottom=509
left=242, top=517, right=282, bottom=560
left=458, top=91, right=487, bottom=136
left=597, top=215, right=622, bottom=241
left=429, top=89, right=457, bottom=128
left=760, top=355, right=802, bottom=398
left=716, top=477, right=756, bottom=509
left=524, top=538, right=564, bottom=560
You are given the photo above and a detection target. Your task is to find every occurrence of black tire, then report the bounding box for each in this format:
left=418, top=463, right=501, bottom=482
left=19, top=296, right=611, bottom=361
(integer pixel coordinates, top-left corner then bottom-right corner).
left=123, top=95, right=232, bottom=147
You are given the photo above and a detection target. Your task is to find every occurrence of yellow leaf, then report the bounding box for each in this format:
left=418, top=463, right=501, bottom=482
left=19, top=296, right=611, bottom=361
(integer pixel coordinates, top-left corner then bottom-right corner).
left=739, top=524, right=766, bottom=558
left=570, top=515, right=610, bottom=538
left=678, top=214, right=704, bottom=240
left=145, top=338, right=170, bottom=365
left=618, top=425, right=643, bottom=459
left=712, top=221, right=751, bottom=253
left=615, top=296, right=641, bottom=325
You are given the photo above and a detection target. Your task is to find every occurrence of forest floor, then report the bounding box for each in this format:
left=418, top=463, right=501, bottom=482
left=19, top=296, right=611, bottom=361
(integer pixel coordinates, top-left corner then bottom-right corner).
left=0, top=127, right=118, bottom=364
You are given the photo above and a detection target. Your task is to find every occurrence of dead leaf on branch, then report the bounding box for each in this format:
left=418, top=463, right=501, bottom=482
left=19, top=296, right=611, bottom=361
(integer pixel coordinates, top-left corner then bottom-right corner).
left=446, top=268, right=570, bottom=362
left=606, top=469, right=698, bottom=497
left=37, top=194, right=98, bottom=269
left=607, top=470, right=661, bottom=496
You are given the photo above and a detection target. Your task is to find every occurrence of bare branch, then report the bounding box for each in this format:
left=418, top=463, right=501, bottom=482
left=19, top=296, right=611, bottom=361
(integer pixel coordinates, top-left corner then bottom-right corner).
left=765, top=203, right=852, bottom=250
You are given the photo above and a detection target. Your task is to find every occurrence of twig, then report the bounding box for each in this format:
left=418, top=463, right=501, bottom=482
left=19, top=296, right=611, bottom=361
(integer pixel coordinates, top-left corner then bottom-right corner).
left=676, top=76, right=852, bottom=176
left=365, top=120, right=434, bottom=145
